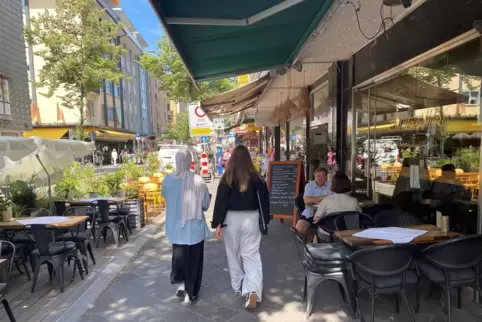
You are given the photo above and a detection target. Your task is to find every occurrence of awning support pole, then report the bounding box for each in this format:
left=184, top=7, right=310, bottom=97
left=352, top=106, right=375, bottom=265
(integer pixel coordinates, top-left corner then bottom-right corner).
left=36, top=154, right=53, bottom=215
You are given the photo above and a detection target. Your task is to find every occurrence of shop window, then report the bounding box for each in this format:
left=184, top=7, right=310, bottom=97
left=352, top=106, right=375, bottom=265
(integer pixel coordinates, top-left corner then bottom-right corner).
left=114, top=85, right=120, bottom=97
left=105, top=80, right=112, bottom=94
left=351, top=36, right=482, bottom=206
left=107, top=107, right=114, bottom=121
left=0, top=76, right=12, bottom=116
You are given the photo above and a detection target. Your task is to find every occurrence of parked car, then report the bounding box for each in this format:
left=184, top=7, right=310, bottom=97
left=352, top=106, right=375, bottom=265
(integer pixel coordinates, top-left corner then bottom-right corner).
left=157, top=145, right=200, bottom=174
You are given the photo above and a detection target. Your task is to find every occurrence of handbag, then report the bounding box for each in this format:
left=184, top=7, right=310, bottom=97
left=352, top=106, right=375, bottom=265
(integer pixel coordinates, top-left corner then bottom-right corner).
left=256, top=190, right=268, bottom=235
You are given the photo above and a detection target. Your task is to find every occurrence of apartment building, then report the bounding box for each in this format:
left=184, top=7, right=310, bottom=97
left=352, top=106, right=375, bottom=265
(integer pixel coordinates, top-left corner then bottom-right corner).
left=23, top=0, right=155, bottom=141
left=0, top=0, right=31, bottom=137
left=148, top=76, right=169, bottom=135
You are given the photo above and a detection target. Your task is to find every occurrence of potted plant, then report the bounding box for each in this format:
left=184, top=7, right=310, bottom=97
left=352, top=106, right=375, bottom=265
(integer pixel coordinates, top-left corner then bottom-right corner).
left=0, top=195, right=12, bottom=221
left=103, top=172, right=124, bottom=197
left=10, top=180, right=37, bottom=216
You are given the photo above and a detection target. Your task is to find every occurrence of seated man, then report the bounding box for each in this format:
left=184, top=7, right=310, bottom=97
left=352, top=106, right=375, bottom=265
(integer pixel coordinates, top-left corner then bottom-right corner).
left=431, top=164, right=471, bottom=201
left=295, top=167, right=332, bottom=237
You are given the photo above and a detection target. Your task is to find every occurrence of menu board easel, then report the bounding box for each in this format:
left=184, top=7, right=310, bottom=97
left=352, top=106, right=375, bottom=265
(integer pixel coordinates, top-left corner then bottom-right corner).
left=267, top=160, right=305, bottom=224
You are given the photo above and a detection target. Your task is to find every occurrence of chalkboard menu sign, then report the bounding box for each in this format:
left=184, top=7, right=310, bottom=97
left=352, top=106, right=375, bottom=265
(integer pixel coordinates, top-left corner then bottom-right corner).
left=267, top=161, right=304, bottom=222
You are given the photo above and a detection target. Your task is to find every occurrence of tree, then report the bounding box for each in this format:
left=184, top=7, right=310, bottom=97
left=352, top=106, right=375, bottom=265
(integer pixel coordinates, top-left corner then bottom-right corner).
left=25, top=0, right=127, bottom=139
left=163, top=112, right=191, bottom=142
left=139, top=35, right=236, bottom=103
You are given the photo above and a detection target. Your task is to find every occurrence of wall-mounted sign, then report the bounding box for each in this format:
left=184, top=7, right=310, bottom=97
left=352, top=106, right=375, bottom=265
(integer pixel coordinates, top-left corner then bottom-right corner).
left=235, top=123, right=263, bottom=134
left=188, top=104, right=214, bottom=137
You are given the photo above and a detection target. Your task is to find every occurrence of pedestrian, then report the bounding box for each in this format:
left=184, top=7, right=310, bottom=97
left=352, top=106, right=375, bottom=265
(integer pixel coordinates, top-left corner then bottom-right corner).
left=212, top=145, right=270, bottom=310
left=161, top=149, right=211, bottom=303
left=111, top=149, right=118, bottom=167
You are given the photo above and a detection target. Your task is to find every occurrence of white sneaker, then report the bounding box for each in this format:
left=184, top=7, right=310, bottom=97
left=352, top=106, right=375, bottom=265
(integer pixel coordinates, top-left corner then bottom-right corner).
left=245, top=292, right=257, bottom=309
left=183, top=293, right=191, bottom=304
left=176, top=284, right=185, bottom=299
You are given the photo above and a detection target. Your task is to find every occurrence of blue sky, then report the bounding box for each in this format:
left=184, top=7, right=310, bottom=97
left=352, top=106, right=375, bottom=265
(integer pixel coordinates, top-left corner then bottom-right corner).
left=121, top=0, right=163, bottom=50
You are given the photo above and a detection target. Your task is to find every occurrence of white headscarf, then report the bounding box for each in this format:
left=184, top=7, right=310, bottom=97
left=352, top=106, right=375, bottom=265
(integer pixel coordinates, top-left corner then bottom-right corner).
left=172, top=149, right=208, bottom=226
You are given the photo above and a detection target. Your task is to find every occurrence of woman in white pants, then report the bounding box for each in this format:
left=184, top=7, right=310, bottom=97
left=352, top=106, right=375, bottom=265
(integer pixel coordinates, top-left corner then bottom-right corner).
left=212, top=145, right=270, bottom=309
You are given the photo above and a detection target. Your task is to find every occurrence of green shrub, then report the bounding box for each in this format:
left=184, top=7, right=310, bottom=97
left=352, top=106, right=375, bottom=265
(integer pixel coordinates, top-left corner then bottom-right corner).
left=453, top=147, right=480, bottom=172
left=103, top=172, right=124, bottom=196
left=120, top=161, right=144, bottom=181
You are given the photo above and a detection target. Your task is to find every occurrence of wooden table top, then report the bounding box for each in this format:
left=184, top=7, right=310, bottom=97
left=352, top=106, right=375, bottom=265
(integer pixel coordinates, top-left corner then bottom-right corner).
left=335, top=225, right=460, bottom=247
left=68, top=197, right=127, bottom=205
left=0, top=216, right=89, bottom=230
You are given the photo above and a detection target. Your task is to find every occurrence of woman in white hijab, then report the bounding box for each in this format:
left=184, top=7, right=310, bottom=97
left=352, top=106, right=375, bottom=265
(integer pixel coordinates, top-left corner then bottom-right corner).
left=161, top=149, right=211, bottom=303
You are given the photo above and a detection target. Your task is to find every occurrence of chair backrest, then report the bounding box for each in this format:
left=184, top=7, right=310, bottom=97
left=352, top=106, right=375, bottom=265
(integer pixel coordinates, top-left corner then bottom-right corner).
left=95, top=200, right=112, bottom=222
left=422, top=235, right=482, bottom=270
left=18, top=207, right=51, bottom=217
left=334, top=212, right=373, bottom=231
left=374, top=209, right=422, bottom=228
left=361, top=203, right=394, bottom=219
left=294, top=195, right=305, bottom=219
left=63, top=206, right=95, bottom=233
left=30, top=224, right=54, bottom=256
left=348, top=244, right=414, bottom=278
left=54, top=201, right=67, bottom=216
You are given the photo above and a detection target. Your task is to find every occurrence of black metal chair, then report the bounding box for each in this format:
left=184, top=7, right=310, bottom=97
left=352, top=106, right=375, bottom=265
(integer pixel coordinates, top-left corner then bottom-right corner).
left=334, top=212, right=374, bottom=231
left=0, top=240, right=16, bottom=321
left=18, top=208, right=51, bottom=217
left=361, top=203, right=394, bottom=220
left=109, top=201, right=133, bottom=235
left=93, top=200, right=128, bottom=248
left=373, top=209, right=423, bottom=228
left=292, top=231, right=354, bottom=319
left=59, top=207, right=96, bottom=275
left=416, top=235, right=482, bottom=322
left=30, top=225, right=84, bottom=293
left=347, top=244, right=419, bottom=322
left=0, top=229, right=30, bottom=283
left=317, top=211, right=372, bottom=242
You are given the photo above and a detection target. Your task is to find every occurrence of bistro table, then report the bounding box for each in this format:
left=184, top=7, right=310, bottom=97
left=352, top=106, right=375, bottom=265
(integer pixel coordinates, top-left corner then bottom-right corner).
left=335, top=224, right=460, bottom=247
left=0, top=216, right=89, bottom=231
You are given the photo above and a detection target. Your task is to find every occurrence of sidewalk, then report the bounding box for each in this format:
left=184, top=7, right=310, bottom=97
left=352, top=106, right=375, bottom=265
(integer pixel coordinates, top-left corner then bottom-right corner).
left=80, top=187, right=482, bottom=322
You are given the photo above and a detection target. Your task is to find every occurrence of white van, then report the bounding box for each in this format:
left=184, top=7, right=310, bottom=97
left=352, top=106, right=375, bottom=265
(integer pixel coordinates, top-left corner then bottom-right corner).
left=158, top=145, right=200, bottom=174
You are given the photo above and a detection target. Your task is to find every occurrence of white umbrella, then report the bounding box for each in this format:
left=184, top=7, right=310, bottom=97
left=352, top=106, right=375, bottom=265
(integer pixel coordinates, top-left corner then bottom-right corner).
left=0, top=137, right=38, bottom=171
left=0, top=137, right=95, bottom=210
left=470, top=132, right=482, bottom=139
left=452, top=133, right=471, bottom=140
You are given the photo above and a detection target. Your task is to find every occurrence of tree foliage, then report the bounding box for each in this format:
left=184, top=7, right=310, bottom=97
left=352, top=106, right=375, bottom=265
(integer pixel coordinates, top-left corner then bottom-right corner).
left=139, top=35, right=236, bottom=103
left=163, top=112, right=191, bottom=142
left=25, top=0, right=127, bottom=138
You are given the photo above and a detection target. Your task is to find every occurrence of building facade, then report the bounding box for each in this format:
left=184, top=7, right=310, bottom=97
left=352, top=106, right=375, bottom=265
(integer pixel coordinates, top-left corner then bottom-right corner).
left=0, top=0, right=32, bottom=137
left=24, top=0, right=152, bottom=141
left=148, top=75, right=169, bottom=135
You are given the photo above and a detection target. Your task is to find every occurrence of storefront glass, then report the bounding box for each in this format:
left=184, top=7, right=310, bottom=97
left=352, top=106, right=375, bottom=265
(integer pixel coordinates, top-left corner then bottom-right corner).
left=352, top=35, right=481, bottom=232
left=309, top=82, right=337, bottom=178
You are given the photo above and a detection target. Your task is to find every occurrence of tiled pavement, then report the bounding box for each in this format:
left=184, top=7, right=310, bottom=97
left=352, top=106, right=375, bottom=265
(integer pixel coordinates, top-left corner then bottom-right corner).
left=81, top=181, right=482, bottom=322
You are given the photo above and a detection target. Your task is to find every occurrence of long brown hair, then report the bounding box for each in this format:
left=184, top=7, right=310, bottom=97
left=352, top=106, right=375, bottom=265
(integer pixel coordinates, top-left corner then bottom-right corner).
left=221, top=145, right=261, bottom=192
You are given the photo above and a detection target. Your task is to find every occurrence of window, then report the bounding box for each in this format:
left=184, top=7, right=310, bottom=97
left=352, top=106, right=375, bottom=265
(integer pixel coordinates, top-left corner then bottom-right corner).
left=114, top=85, right=120, bottom=97
left=105, top=80, right=112, bottom=94
left=0, top=76, right=11, bottom=115
left=107, top=107, right=114, bottom=121
left=87, top=100, right=95, bottom=117
left=461, top=91, right=480, bottom=105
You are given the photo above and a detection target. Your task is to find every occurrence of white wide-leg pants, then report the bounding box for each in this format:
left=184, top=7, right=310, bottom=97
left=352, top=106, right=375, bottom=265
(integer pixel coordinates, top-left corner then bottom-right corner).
left=223, top=210, right=263, bottom=302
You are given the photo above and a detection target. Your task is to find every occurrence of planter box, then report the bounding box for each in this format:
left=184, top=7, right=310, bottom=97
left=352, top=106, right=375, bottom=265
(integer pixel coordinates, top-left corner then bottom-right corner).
left=123, top=198, right=145, bottom=229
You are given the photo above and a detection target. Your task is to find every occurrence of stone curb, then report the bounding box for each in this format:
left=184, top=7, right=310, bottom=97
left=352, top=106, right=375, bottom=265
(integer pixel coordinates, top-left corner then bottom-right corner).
left=47, top=215, right=165, bottom=322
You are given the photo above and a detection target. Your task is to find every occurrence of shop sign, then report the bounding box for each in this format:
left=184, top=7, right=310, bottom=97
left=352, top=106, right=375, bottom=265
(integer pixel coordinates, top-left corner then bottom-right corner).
left=188, top=104, right=214, bottom=137
left=237, top=75, right=249, bottom=86
left=394, top=116, right=447, bottom=131
left=235, top=123, right=263, bottom=134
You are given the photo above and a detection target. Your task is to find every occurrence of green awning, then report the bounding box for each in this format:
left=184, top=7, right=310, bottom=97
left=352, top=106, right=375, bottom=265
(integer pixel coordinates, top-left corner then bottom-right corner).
left=149, top=0, right=333, bottom=81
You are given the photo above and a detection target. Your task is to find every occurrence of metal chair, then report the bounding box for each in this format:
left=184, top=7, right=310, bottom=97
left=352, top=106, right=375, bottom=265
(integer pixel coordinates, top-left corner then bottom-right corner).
left=360, top=203, right=394, bottom=220
left=292, top=231, right=354, bottom=319
left=373, top=209, right=422, bottom=227
left=59, top=207, right=96, bottom=274
left=54, top=201, right=68, bottom=216
left=0, top=229, right=30, bottom=283
left=416, top=235, right=482, bottom=322
left=30, top=225, right=84, bottom=293
left=93, top=200, right=128, bottom=248
left=317, top=211, right=372, bottom=243
left=18, top=208, right=51, bottom=217
left=334, top=212, right=374, bottom=231
left=347, top=244, right=419, bottom=322
left=0, top=240, right=16, bottom=321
